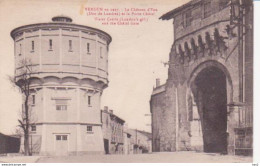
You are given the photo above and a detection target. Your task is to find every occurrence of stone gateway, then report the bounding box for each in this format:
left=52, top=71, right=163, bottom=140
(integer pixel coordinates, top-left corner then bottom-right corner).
left=150, top=0, right=253, bottom=156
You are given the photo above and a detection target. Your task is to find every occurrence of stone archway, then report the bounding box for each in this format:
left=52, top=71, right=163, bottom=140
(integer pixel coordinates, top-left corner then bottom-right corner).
left=189, top=65, right=230, bottom=153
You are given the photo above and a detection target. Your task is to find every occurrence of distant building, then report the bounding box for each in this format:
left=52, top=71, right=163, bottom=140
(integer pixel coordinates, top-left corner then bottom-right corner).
left=11, top=16, right=112, bottom=155
left=128, top=129, right=152, bottom=154
left=101, top=106, right=125, bottom=154
left=150, top=0, right=253, bottom=155
left=123, top=128, right=132, bottom=155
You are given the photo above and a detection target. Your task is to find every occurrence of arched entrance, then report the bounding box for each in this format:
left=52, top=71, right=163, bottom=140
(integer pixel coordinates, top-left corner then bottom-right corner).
left=190, top=66, right=228, bottom=153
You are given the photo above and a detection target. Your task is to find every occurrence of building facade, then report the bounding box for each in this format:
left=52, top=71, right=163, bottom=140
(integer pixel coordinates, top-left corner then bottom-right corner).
left=11, top=16, right=112, bottom=155
left=150, top=0, right=253, bottom=155
left=128, top=129, right=152, bottom=154
left=123, top=129, right=132, bottom=155
left=101, top=107, right=125, bottom=154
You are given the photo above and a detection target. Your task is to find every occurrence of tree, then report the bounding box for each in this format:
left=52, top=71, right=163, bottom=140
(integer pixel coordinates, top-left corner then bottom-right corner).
left=9, top=59, right=34, bottom=156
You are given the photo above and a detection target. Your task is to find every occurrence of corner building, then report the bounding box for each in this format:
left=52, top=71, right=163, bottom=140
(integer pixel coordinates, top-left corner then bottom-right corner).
left=11, top=16, right=112, bottom=155
left=150, top=0, right=253, bottom=155
left=101, top=107, right=125, bottom=155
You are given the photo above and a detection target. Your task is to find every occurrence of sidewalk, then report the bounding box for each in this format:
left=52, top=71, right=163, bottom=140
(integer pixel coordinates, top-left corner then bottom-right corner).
left=0, top=156, right=41, bottom=163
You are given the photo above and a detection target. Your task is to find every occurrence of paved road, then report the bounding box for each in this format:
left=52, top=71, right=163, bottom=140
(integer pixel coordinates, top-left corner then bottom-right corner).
left=37, top=152, right=253, bottom=163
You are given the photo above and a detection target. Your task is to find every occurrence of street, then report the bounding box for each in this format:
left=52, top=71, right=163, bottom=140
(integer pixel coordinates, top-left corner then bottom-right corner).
left=35, top=152, right=252, bottom=163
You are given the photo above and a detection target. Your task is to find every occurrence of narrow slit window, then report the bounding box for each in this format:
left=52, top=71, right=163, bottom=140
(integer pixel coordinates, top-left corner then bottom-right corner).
left=100, top=47, right=103, bottom=58
left=49, top=39, right=52, bottom=50
left=87, top=43, right=90, bottom=53
left=69, top=40, right=72, bottom=51
left=88, top=96, right=91, bottom=106
left=32, top=95, right=35, bottom=105
left=31, top=41, right=34, bottom=51
left=19, top=44, right=22, bottom=55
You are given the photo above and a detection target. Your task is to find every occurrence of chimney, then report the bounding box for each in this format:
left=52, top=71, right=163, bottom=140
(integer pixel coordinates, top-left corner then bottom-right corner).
left=156, top=78, right=160, bottom=87
left=109, top=110, right=113, bottom=114
left=104, top=106, right=108, bottom=112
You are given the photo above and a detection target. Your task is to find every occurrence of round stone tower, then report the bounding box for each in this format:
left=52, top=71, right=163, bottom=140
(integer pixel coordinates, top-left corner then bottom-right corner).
left=11, top=16, right=112, bottom=155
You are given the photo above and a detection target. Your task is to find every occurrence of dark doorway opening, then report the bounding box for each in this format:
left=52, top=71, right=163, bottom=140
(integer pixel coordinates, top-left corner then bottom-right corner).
left=192, top=66, right=227, bottom=153
left=104, top=139, right=109, bottom=154
left=154, top=138, right=160, bottom=152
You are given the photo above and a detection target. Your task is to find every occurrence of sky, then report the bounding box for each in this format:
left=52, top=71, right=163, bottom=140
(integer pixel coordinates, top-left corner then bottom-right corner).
left=0, top=0, right=190, bottom=135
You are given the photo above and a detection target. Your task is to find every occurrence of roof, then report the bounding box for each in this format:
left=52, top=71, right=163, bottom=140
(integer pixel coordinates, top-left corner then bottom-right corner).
left=101, top=110, right=125, bottom=124
left=0, top=133, right=20, bottom=139
left=136, top=130, right=152, bottom=139
left=128, top=129, right=152, bottom=139
left=152, top=84, right=166, bottom=96
left=10, top=19, right=112, bottom=44
left=160, top=0, right=201, bottom=20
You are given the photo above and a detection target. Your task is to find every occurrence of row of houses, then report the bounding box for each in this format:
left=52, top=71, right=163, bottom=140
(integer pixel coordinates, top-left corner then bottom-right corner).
left=101, top=106, right=152, bottom=155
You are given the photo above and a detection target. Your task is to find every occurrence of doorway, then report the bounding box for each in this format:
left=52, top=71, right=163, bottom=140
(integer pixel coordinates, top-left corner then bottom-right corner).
left=104, top=139, right=109, bottom=154
left=55, top=135, right=68, bottom=156
left=191, top=66, right=228, bottom=153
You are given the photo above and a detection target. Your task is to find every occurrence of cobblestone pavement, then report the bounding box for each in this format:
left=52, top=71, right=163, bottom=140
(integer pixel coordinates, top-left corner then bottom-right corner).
left=36, top=152, right=253, bottom=163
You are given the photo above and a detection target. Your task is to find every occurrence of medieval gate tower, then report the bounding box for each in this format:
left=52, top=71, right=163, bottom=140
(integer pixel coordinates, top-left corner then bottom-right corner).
left=150, top=0, right=253, bottom=155
left=11, top=16, right=112, bottom=155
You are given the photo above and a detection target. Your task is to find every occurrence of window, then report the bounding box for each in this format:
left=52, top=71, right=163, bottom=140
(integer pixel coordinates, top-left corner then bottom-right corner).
left=55, top=99, right=68, bottom=111
left=204, top=1, right=211, bottom=18
left=49, top=39, right=52, bottom=50
left=56, top=105, right=67, bottom=111
left=69, top=40, right=72, bottom=51
left=32, top=95, right=35, bottom=105
left=56, top=135, right=67, bottom=141
left=62, top=135, right=67, bottom=140
left=87, top=43, right=90, bottom=53
left=88, top=96, right=91, bottom=106
left=56, top=135, right=61, bottom=140
left=31, top=41, right=34, bottom=51
left=87, top=126, right=92, bottom=132
left=31, top=125, right=36, bottom=132
left=100, top=47, right=103, bottom=58
left=19, top=44, right=22, bottom=55
left=185, top=10, right=192, bottom=27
